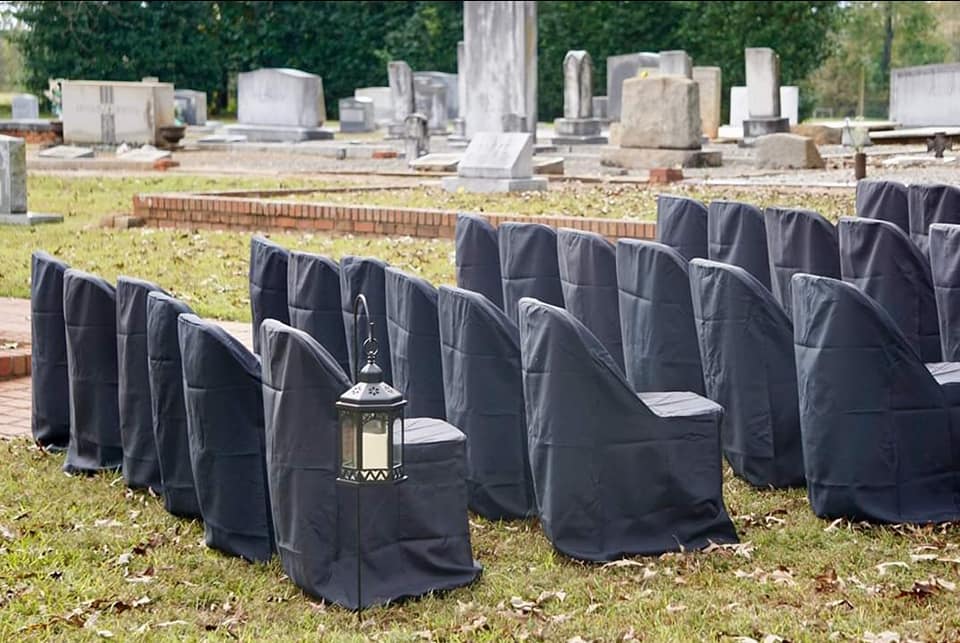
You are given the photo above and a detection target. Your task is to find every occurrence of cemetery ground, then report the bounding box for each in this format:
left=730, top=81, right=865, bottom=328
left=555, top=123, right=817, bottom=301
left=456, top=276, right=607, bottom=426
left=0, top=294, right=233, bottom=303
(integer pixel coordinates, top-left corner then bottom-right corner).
left=2, top=168, right=960, bottom=640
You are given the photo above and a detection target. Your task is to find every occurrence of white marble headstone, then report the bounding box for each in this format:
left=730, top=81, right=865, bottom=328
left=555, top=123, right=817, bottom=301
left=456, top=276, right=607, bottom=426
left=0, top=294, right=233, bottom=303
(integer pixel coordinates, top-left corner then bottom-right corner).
left=457, top=132, right=534, bottom=179
left=0, top=136, right=28, bottom=215
left=12, top=94, right=39, bottom=120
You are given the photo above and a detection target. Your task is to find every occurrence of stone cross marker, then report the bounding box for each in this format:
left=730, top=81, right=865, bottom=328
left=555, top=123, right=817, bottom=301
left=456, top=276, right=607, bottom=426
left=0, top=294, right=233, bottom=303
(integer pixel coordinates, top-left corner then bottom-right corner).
left=553, top=50, right=606, bottom=145
left=12, top=94, right=39, bottom=120
left=388, top=61, right=415, bottom=138
left=743, top=48, right=789, bottom=140
left=441, top=132, right=547, bottom=193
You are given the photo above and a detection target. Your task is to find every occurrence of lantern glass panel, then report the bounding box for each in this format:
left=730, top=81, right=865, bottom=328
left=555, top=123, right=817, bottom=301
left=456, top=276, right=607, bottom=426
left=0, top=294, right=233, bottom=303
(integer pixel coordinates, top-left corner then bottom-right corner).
left=361, top=413, right=389, bottom=470
left=392, top=416, right=403, bottom=468
left=340, top=412, right=357, bottom=470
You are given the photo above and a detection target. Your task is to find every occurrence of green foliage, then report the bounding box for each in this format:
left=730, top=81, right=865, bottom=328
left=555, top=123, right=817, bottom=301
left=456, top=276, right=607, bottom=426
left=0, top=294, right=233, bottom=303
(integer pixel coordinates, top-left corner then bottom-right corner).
left=379, top=2, right=462, bottom=72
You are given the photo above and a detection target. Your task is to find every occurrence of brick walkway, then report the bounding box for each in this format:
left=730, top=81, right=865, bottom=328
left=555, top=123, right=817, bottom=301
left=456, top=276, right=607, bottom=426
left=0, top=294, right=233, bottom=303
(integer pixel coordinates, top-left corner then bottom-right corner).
left=0, top=297, right=251, bottom=440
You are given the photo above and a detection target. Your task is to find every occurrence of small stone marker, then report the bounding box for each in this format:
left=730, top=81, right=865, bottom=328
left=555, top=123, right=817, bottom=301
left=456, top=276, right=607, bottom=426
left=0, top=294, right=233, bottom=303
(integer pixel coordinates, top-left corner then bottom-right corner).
left=404, top=113, right=429, bottom=165
left=441, top=132, right=548, bottom=193
left=743, top=48, right=789, bottom=140
left=11, top=94, right=39, bottom=120
left=117, top=146, right=172, bottom=163
left=553, top=50, right=606, bottom=145
left=755, top=133, right=824, bottom=169
left=38, top=145, right=95, bottom=159
left=338, top=97, right=375, bottom=133
left=0, top=135, right=62, bottom=225
left=388, top=61, right=415, bottom=138
left=780, top=86, right=799, bottom=126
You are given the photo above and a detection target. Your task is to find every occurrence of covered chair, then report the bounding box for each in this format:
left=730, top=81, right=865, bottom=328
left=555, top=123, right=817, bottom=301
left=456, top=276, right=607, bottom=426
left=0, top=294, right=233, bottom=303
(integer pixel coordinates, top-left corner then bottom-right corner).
left=385, top=268, right=445, bottom=419
left=437, top=286, right=536, bottom=520
left=557, top=228, right=624, bottom=368
left=455, top=213, right=503, bottom=308
left=616, top=240, right=704, bottom=395
left=178, top=314, right=273, bottom=562
left=249, top=235, right=290, bottom=354
left=498, top=222, right=564, bottom=324
left=908, top=183, right=960, bottom=254
left=764, top=207, right=840, bottom=318
left=518, top=298, right=737, bottom=561
left=707, top=200, right=771, bottom=289
left=259, top=320, right=481, bottom=608
left=855, top=178, right=909, bottom=234
left=791, top=274, right=960, bottom=523
left=930, top=224, right=960, bottom=361
left=30, top=251, right=70, bottom=449
left=146, top=292, right=201, bottom=518
left=688, top=259, right=805, bottom=488
left=286, top=251, right=350, bottom=375
left=116, top=277, right=167, bottom=492
left=62, top=270, right=122, bottom=474
left=838, top=217, right=940, bottom=362
left=339, top=256, right=392, bottom=384
left=656, top=194, right=708, bottom=261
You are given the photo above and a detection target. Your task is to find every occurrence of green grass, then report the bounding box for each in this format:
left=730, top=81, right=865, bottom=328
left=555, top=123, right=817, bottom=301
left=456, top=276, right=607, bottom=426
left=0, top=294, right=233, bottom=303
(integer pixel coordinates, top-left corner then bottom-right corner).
left=3, top=437, right=960, bottom=641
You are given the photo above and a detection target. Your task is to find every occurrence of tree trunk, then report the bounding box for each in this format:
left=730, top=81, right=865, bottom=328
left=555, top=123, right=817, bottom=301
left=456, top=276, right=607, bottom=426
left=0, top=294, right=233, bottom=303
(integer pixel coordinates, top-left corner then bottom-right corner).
left=881, top=1, right=894, bottom=83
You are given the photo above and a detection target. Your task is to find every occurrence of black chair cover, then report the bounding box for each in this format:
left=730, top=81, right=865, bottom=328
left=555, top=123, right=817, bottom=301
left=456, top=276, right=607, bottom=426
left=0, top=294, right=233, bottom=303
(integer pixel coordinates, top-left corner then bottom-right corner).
left=146, top=292, right=201, bottom=518
left=688, top=259, right=805, bottom=488
left=707, top=200, right=771, bottom=289
left=62, top=270, right=122, bottom=474
left=791, top=274, right=960, bottom=523
left=838, top=217, right=941, bottom=362
left=498, top=222, right=564, bottom=324
left=908, top=183, right=960, bottom=254
left=518, top=298, right=737, bottom=561
left=249, top=235, right=290, bottom=354
left=557, top=228, right=624, bottom=368
left=455, top=213, right=503, bottom=308
left=855, top=178, right=909, bottom=234
left=30, top=251, right=70, bottom=448
left=385, top=268, right=445, bottom=419
left=339, top=256, right=392, bottom=384
left=178, top=313, right=273, bottom=562
left=615, top=240, right=704, bottom=395
left=930, top=224, right=960, bottom=361
left=116, top=277, right=167, bottom=492
left=260, top=320, right=480, bottom=608
left=764, top=207, right=840, bottom=318
left=437, top=286, right=536, bottom=520
left=656, top=194, right=708, bottom=261
left=287, top=251, right=350, bottom=375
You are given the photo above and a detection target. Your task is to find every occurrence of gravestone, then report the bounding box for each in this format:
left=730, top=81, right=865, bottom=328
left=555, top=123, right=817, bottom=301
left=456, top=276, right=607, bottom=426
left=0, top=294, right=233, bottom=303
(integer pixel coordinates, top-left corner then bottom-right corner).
left=592, top=96, right=609, bottom=122
left=441, top=132, right=547, bottom=193
left=606, top=52, right=660, bottom=121
left=450, top=41, right=468, bottom=144
left=404, top=113, right=429, bottom=165
left=173, top=89, right=207, bottom=125
left=755, top=133, right=824, bottom=169
left=354, top=87, right=391, bottom=125
left=659, top=51, right=692, bottom=79
left=780, top=86, right=799, bottom=126
left=743, top=48, right=789, bottom=140
left=553, top=50, right=606, bottom=145
left=38, top=145, right=95, bottom=159
left=0, top=136, right=62, bottom=225
left=387, top=61, right=415, bottom=138
left=463, top=1, right=537, bottom=139
left=11, top=94, right=39, bottom=120
left=339, top=97, right=375, bottom=133
left=729, top=86, right=748, bottom=128
left=693, top=66, right=721, bottom=139
left=414, top=77, right=448, bottom=134
left=415, top=72, right=458, bottom=120
left=117, top=146, right=172, bottom=163
left=601, top=75, right=720, bottom=169
left=61, top=80, right=175, bottom=145
left=890, top=63, right=960, bottom=127
left=224, top=68, right=333, bottom=142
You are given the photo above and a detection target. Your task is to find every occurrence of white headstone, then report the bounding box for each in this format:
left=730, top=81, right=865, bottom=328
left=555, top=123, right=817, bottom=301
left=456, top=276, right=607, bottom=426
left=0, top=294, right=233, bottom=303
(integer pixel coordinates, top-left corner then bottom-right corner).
left=38, top=145, right=95, bottom=159
left=388, top=61, right=415, bottom=124
left=0, top=135, right=27, bottom=214
left=729, top=86, right=748, bottom=128
left=745, top=48, right=781, bottom=118
left=11, top=94, right=39, bottom=120
left=354, top=87, right=391, bottom=125
left=339, top=97, right=375, bottom=132
left=780, top=86, right=799, bottom=126
left=415, top=71, right=458, bottom=119
left=237, top=68, right=325, bottom=127
left=173, top=89, right=207, bottom=125
left=659, top=51, right=692, bottom=79
left=60, top=80, right=175, bottom=145
left=890, top=63, right=960, bottom=127
left=563, top=51, right=593, bottom=119
left=457, top=131, right=534, bottom=179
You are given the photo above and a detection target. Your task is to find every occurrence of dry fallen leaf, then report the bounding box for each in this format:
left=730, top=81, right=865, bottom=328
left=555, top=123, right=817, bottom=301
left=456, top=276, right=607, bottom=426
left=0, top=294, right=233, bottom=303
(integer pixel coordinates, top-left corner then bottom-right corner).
left=875, top=561, right=909, bottom=576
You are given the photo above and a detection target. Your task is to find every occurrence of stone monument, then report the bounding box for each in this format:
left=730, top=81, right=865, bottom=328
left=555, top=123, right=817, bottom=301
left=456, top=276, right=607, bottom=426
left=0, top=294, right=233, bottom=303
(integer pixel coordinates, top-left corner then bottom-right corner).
left=463, top=1, right=537, bottom=139
left=387, top=61, right=415, bottom=138
left=61, top=79, right=175, bottom=145
left=404, top=113, right=429, bottom=165
left=354, top=87, right=391, bottom=126
left=659, top=51, right=692, bottom=79
left=442, top=132, right=547, bottom=193
left=692, top=66, right=721, bottom=139
left=0, top=136, right=62, bottom=225
left=600, top=75, right=720, bottom=169
left=173, top=89, right=207, bottom=125
left=414, top=77, right=448, bottom=134
left=606, top=52, right=660, bottom=121
left=224, top=68, right=333, bottom=142
left=553, top=50, right=606, bottom=145
left=338, top=97, right=375, bottom=133
left=743, top=48, right=789, bottom=140
left=11, top=95, right=39, bottom=120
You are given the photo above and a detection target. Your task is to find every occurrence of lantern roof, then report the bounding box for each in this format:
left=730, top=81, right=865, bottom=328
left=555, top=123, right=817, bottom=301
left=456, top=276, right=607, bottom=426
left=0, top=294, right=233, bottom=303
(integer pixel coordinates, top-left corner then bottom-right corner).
left=337, top=362, right=405, bottom=408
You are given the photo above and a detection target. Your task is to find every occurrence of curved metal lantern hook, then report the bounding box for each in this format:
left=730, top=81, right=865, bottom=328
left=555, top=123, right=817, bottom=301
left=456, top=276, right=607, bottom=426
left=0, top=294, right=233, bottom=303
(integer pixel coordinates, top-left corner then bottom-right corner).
left=352, top=294, right=376, bottom=383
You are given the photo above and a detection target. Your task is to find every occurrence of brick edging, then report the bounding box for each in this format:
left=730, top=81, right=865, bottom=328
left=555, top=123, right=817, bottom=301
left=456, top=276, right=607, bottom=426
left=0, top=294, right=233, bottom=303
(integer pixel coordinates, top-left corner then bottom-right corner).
left=0, top=348, right=31, bottom=380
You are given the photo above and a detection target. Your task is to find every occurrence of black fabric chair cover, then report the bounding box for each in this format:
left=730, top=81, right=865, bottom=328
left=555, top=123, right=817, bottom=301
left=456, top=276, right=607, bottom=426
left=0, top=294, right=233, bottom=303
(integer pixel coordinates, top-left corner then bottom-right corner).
left=930, top=224, right=960, bottom=361
left=707, top=200, right=771, bottom=289
left=557, top=228, right=624, bottom=368
left=455, top=213, right=503, bottom=308
left=146, top=292, right=201, bottom=518
left=838, top=217, right=941, bottom=362
left=764, top=207, right=840, bottom=318
left=437, top=286, right=536, bottom=520
left=791, top=274, right=960, bottom=523
left=855, top=178, right=909, bottom=234
left=688, top=259, right=805, bottom=488
left=286, top=251, right=350, bottom=375
left=249, top=235, right=290, bottom=355
left=178, top=313, right=273, bottom=562
left=339, top=256, right=392, bottom=384
left=656, top=194, right=708, bottom=261
left=518, top=298, right=737, bottom=561
left=116, top=277, right=167, bottom=492
left=908, top=183, right=960, bottom=254
left=62, top=270, right=122, bottom=474
left=498, top=222, right=564, bottom=324
left=30, top=251, right=70, bottom=448
left=385, top=268, right=445, bottom=419
left=260, top=320, right=480, bottom=609
left=615, top=240, right=704, bottom=395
